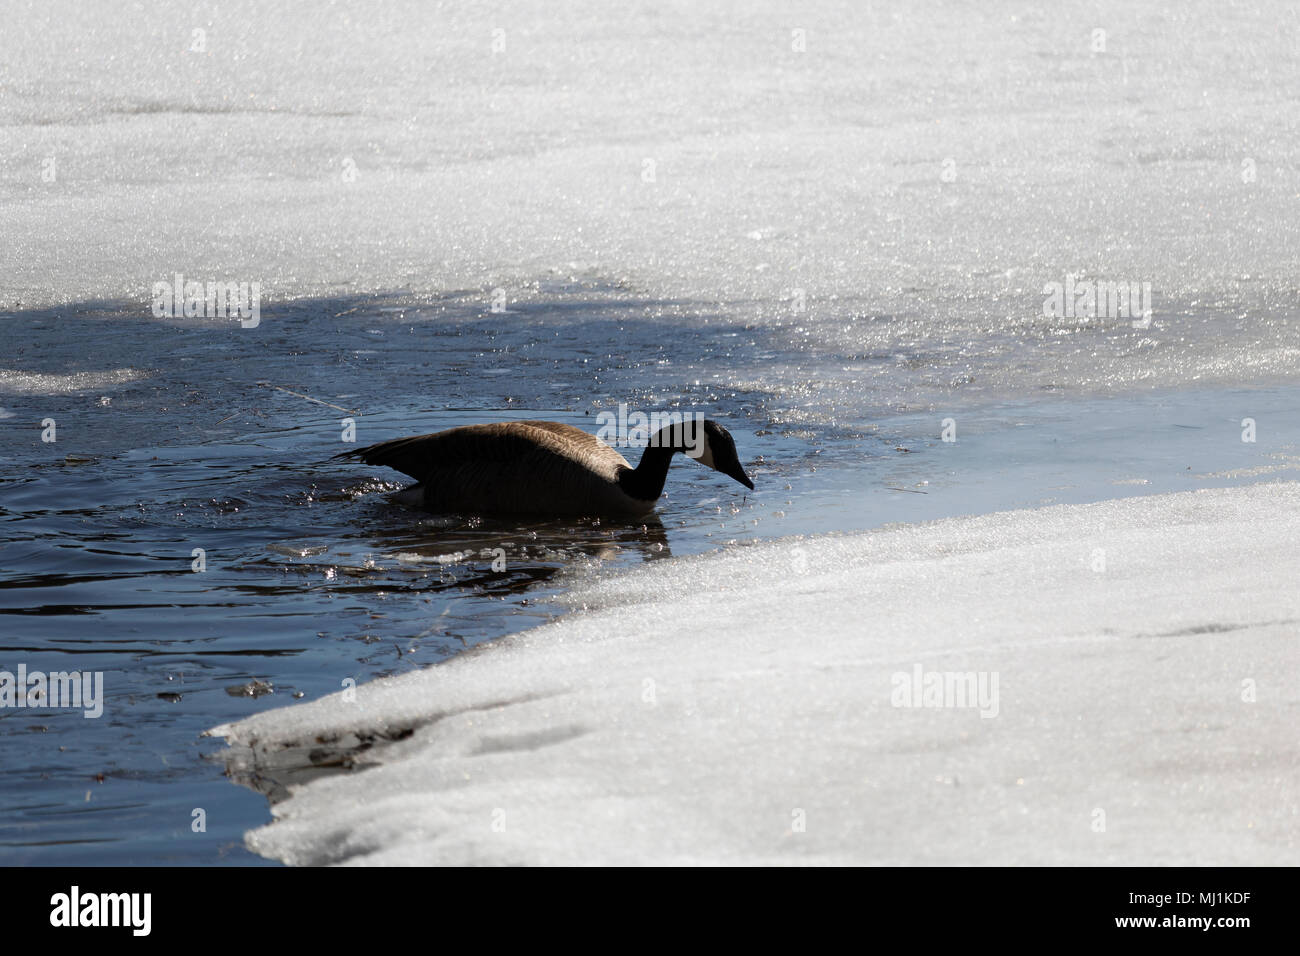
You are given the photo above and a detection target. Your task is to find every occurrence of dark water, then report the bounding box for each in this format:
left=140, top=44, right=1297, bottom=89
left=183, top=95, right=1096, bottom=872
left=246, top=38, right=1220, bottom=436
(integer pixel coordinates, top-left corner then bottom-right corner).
left=3, top=292, right=1297, bottom=864
left=0, top=292, right=864, bottom=864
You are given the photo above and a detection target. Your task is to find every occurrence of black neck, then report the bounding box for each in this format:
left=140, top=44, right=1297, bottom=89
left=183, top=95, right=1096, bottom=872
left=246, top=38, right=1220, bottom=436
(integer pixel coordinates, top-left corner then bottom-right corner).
left=618, top=443, right=677, bottom=503
left=618, top=422, right=701, bottom=503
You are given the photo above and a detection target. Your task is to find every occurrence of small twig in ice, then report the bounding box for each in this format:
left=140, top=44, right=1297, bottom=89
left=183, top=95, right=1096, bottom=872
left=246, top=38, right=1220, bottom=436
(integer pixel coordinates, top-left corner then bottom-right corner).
left=257, top=381, right=359, bottom=415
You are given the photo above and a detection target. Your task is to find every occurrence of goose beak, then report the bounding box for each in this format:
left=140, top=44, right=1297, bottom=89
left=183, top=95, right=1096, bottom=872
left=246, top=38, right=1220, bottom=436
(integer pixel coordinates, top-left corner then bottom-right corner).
left=728, top=464, right=755, bottom=490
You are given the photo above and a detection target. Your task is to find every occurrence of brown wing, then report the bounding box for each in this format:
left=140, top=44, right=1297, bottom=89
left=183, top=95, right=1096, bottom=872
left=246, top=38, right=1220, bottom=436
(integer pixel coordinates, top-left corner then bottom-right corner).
left=336, top=422, right=629, bottom=480
left=516, top=421, right=626, bottom=458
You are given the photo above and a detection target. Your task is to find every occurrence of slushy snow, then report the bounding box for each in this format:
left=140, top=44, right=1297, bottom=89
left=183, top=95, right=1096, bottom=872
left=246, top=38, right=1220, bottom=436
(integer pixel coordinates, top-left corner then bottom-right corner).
left=212, top=482, right=1300, bottom=865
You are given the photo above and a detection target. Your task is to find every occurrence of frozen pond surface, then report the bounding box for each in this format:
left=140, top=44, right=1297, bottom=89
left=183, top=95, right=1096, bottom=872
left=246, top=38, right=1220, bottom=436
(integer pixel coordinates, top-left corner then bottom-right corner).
left=215, top=480, right=1300, bottom=866
left=1, top=0, right=1297, bottom=863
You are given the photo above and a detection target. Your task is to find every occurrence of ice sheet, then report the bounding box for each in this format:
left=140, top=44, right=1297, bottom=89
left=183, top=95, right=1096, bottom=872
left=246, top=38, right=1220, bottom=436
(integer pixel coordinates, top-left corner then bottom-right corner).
left=5, top=1, right=1299, bottom=411
left=212, top=481, right=1300, bottom=865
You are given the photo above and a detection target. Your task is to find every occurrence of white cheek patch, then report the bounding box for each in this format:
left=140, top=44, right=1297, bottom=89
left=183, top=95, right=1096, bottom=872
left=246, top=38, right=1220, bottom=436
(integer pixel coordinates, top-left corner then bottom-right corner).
left=689, top=437, right=715, bottom=468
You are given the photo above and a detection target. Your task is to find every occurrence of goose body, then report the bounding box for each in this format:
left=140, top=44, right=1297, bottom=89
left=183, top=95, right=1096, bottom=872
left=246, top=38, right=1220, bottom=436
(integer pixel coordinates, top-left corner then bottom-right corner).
left=337, top=419, right=753, bottom=518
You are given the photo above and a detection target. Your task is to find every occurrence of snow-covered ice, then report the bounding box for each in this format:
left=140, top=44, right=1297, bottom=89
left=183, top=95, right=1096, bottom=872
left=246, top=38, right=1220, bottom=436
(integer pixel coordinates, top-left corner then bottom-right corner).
left=212, top=481, right=1300, bottom=865
left=6, top=1, right=1300, bottom=411
left=9, top=0, right=1299, bottom=864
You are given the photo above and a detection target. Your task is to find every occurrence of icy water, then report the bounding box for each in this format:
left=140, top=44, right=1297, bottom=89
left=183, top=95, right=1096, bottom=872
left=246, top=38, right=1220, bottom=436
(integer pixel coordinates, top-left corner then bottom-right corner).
left=3, top=293, right=1299, bottom=864
left=3, top=0, right=1299, bottom=863
left=0, top=295, right=806, bottom=864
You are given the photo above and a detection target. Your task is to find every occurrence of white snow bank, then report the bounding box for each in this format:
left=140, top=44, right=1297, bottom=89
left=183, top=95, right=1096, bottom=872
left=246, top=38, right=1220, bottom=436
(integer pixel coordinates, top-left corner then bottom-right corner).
left=211, top=483, right=1300, bottom=865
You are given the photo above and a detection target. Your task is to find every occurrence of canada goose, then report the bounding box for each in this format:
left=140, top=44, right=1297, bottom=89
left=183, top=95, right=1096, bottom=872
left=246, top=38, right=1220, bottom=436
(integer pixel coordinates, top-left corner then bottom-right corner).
left=336, top=418, right=753, bottom=518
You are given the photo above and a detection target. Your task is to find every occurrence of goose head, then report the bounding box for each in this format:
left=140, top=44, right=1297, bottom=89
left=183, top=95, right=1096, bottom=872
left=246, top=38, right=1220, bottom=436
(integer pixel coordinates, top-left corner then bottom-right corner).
left=684, top=419, right=754, bottom=490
